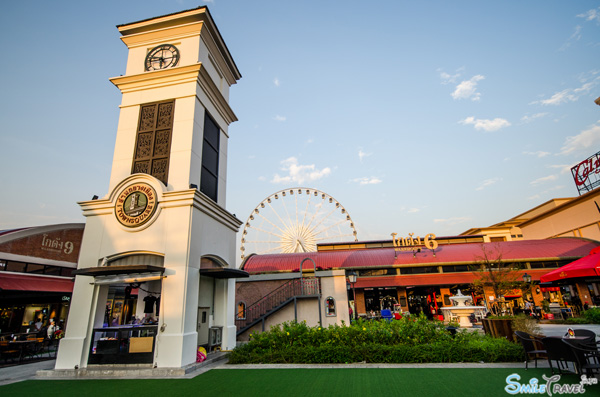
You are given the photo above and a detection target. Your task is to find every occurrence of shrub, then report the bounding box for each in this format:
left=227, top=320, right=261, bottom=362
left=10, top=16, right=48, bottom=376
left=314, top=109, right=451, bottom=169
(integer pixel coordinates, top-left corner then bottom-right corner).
left=511, top=314, right=541, bottom=335
left=229, top=315, right=524, bottom=364
left=584, top=307, right=600, bottom=324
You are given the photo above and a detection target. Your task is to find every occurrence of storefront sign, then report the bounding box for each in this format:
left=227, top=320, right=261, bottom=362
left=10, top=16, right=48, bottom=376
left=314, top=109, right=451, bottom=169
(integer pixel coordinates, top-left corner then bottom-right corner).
left=571, top=150, right=600, bottom=195
left=391, top=233, right=438, bottom=250
left=41, top=234, right=74, bottom=255
left=115, top=183, right=158, bottom=227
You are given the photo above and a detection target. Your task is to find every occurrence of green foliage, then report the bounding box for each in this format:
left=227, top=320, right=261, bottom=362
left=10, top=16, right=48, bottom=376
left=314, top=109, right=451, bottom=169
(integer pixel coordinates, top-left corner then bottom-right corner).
left=230, top=314, right=524, bottom=364
left=511, top=314, right=541, bottom=335
left=564, top=316, right=589, bottom=325
left=584, top=307, right=600, bottom=324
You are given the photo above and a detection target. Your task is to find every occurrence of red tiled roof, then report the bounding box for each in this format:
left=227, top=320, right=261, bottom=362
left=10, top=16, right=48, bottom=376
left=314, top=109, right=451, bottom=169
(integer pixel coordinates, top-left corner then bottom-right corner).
left=242, top=237, right=600, bottom=274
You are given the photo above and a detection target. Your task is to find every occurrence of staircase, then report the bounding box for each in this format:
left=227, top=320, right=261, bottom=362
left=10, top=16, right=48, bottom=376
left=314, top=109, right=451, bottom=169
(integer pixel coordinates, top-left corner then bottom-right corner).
left=236, top=277, right=320, bottom=336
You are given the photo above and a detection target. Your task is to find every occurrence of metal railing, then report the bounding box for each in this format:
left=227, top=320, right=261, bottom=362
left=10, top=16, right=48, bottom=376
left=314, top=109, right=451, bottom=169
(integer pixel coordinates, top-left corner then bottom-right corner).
left=235, top=277, right=320, bottom=331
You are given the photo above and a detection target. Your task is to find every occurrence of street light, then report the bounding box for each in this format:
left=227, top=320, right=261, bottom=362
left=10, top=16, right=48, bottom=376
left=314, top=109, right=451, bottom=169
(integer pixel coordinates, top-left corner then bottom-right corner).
left=522, top=273, right=531, bottom=283
left=348, top=270, right=357, bottom=321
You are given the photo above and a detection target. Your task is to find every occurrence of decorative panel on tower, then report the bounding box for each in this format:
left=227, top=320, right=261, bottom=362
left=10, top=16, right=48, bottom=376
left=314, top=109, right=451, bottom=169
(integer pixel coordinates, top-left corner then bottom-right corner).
left=131, top=100, right=175, bottom=185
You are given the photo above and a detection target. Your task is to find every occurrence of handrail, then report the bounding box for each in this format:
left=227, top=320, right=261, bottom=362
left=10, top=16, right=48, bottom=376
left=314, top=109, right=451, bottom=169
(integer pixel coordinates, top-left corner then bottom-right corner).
left=235, top=277, right=320, bottom=330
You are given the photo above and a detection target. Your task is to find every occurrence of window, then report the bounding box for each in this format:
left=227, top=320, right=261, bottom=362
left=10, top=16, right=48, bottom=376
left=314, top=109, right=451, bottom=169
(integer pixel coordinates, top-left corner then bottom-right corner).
left=200, top=112, right=220, bottom=201
left=131, top=100, right=175, bottom=186
left=236, top=301, right=246, bottom=320
left=442, top=265, right=470, bottom=273
left=400, top=266, right=438, bottom=275
left=359, top=269, right=396, bottom=277
left=325, top=297, right=336, bottom=317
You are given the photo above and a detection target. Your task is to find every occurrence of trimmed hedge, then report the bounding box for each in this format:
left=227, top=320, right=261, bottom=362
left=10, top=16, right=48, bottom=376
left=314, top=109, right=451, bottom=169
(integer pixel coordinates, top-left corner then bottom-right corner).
left=229, top=315, right=524, bottom=364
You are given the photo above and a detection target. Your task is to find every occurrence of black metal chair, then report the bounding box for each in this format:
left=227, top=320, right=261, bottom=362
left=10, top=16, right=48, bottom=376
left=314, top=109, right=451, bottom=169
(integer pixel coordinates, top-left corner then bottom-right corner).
left=514, top=331, right=547, bottom=369
left=562, top=338, right=600, bottom=377
left=0, top=341, right=20, bottom=363
left=573, top=329, right=598, bottom=346
left=541, top=337, right=579, bottom=375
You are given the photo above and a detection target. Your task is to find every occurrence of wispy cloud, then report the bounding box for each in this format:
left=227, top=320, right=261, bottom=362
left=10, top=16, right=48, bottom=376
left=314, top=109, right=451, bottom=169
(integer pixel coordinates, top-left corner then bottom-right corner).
left=452, top=75, right=485, bottom=101
left=530, top=175, right=558, bottom=186
left=548, top=164, right=572, bottom=174
left=521, top=113, right=548, bottom=123
left=350, top=177, right=382, bottom=185
left=407, top=208, right=420, bottom=214
left=438, top=67, right=465, bottom=85
left=559, top=25, right=582, bottom=51
left=459, top=116, right=511, bottom=132
left=358, top=149, right=371, bottom=162
left=271, top=157, right=331, bottom=184
left=577, top=7, right=600, bottom=23
left=475, top=177, right=502, bottom=191
left=273, top=77, right=280, bottom=87
left=522, top=150, right=551, bottom=158
left=559, top=121, right=600, bottom=155
left=530, top=78, right=598, bottom=105
left=273, top=115, right=286, bottom=122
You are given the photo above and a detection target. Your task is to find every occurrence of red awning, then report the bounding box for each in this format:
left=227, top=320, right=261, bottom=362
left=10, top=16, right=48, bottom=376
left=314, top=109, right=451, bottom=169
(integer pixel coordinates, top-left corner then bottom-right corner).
left=540, top=247, right=600, bottom=283
left=0, top=272, right=74, bottom=293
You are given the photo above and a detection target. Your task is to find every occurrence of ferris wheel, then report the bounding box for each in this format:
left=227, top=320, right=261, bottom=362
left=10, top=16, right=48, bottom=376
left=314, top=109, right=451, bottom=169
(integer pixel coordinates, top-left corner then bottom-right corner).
left=240, top=187, right=358, bottom=261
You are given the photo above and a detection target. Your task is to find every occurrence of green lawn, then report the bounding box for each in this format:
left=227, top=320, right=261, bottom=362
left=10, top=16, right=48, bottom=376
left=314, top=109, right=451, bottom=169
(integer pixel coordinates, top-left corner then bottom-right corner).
left=1, top=368, right=597, bottom=396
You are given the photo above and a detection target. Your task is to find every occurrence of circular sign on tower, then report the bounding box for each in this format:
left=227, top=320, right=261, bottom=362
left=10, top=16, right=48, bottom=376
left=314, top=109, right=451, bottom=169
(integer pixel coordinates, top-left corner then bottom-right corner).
left=115, top=183, right=158, bottom=227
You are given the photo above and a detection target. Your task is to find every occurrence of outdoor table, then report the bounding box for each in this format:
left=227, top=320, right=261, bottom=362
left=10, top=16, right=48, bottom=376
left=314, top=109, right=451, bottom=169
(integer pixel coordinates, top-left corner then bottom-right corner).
left=8, top=340, right=37, bottom=363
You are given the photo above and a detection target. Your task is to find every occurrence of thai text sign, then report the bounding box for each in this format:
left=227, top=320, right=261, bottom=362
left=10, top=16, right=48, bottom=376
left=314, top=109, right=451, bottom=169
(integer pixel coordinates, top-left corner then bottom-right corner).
left=391, top=233, right=438, bottom=250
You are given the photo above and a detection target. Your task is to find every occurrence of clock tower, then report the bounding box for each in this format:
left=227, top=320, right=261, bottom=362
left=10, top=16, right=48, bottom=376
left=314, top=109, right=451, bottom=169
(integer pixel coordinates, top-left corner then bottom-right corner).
left=55, top=7, right=244, bottom=371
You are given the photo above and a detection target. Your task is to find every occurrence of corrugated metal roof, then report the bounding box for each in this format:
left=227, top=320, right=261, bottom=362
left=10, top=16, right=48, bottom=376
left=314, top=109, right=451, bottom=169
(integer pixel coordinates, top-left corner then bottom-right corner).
left=242, top=237, right=600, bottom=274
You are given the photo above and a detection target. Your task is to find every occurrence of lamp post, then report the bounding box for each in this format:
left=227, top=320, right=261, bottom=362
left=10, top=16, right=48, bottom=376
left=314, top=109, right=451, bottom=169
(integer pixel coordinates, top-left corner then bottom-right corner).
left=522, top=272, right=536, bottom=318
left=348, top=270, right=357, bottom=321
left=522, top=272, right=532, bottom=298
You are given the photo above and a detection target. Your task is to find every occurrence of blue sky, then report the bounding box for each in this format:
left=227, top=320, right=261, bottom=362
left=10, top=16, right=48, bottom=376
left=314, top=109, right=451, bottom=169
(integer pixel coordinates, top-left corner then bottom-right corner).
left=1, top=1, right=600, bottom=245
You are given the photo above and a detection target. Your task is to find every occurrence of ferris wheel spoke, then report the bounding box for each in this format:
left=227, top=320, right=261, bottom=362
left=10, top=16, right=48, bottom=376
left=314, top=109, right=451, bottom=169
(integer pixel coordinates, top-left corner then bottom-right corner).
left=308, top=205, right=338, bottom=235
left=279, top=192, right=295, bottom=230
left=304, top=201, right=324, bottom=231
left=314, top=233, right=356, bottom=242
left=255, top=212, right=287, bottom=235
left=312, top=218, right=348, bottom=237
left=266, top=199, right=293, bottom=231
left=248, top=225, right=285, bottom=240
left=300, top=190, right=311, bottom=230
left=294, top=190, right=299, bottom=230
left=245, top=239, right=287, bottom=244
left=259, top=245, right=290, bottom=255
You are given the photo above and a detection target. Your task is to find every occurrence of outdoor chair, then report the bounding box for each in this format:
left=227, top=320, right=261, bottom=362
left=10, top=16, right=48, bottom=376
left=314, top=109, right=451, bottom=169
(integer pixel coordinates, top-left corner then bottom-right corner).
left=23, top=340, right=43, bottom=361
left=541, top=337, right=579, bottom=375
left=562, top=338, right=600, bottom=377
left=573, top=329, right=598, bottom=346
left=38, top=338, right=55, bottom=358
left=514, top=331, right=547, bottom=370
left=0, top=341, right=20, bottom=363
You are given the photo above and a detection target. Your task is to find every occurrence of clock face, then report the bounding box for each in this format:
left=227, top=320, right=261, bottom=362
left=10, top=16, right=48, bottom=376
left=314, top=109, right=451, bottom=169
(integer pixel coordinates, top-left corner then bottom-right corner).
left=145, top=44, right=180, bottom=71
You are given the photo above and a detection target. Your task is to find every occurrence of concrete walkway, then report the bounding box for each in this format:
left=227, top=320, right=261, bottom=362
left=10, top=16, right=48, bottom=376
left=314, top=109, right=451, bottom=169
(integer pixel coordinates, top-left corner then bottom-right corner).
left=0, top=323, right=596, bottom=386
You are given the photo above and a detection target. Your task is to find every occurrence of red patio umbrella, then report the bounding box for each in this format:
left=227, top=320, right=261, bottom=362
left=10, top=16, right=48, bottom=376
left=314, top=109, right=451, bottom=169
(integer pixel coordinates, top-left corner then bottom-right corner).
left=540, top=247, right=600, bottom=283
